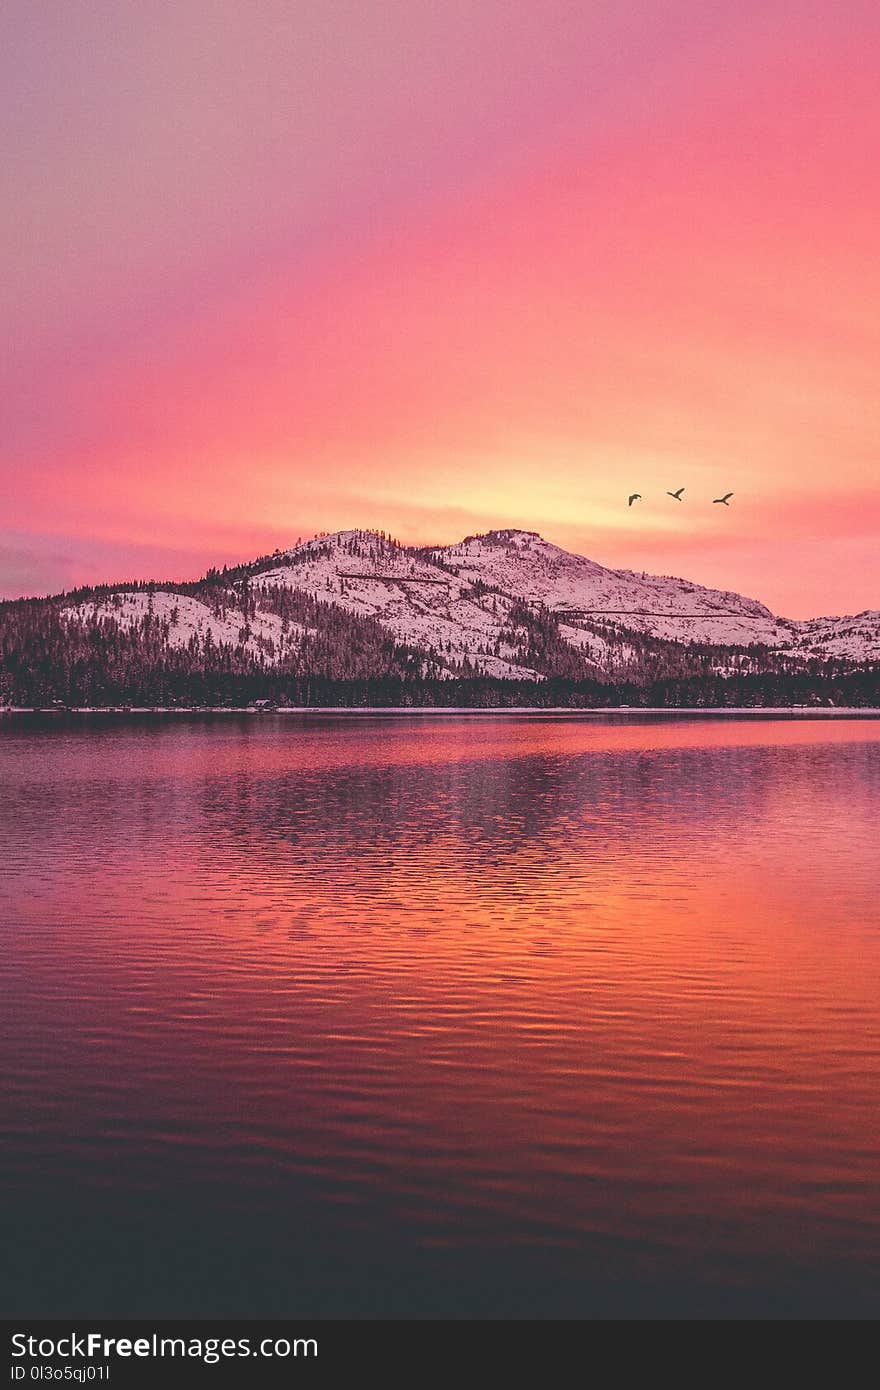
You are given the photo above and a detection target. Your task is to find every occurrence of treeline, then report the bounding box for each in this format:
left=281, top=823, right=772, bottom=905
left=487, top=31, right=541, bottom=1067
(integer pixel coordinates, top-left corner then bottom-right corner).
left=292, top=669, right=880, bottom=708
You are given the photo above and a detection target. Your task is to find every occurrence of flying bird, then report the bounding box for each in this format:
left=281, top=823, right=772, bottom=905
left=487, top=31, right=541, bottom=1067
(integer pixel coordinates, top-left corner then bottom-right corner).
left=628, top=493, right=641, bottom=507
left=666, top=487, right=685, bottom=500
left=713, top=492, right=734, bottom=506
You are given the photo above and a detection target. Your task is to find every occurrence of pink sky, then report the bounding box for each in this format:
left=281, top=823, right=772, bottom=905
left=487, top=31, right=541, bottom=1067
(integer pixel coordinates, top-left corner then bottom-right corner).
left=2, top=1, right=879, bottom=615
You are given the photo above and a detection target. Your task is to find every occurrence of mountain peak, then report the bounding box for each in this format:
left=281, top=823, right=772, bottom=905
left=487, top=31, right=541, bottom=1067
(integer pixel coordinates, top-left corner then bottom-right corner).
left=475, top=528, right=543, bottom=544
left=268, top=529, right=411, bottom=564
left=43, top=522, right=880, bottom=696
left=456, top=528, right=545, bottom=549
left=201, top=525, right=880, bottom=675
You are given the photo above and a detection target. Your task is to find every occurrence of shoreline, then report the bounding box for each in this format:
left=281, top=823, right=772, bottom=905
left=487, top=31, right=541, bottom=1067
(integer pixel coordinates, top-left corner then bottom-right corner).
left=3, top=705, right=880, bottom=718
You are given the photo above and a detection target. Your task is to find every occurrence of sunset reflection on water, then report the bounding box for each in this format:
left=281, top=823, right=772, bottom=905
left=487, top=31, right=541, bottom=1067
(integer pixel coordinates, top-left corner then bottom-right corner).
left=2, top=714, right=879, bottom=1316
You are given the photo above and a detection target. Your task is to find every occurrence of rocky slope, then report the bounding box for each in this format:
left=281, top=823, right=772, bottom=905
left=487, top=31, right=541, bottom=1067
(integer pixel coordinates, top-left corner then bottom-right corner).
left=63, top=527, right=880, bottom=680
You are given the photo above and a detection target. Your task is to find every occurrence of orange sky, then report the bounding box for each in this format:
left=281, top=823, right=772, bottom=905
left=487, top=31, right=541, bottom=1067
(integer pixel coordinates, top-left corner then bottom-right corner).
left=2, top=2, right=879, bottom=615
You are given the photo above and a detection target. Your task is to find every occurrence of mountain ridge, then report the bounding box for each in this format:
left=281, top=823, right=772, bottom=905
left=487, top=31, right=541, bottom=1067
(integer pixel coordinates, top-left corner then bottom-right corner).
left=231, top=527, right=880, bottom=668
left=2, top=527, right=879, bottom=707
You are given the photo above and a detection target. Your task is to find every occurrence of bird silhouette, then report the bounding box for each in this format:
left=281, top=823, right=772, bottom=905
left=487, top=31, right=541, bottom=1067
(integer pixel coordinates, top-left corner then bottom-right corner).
left=713, top=492, right=734, bottom=506
left=666, top=487, right=685, bottom=500
left=628, top=493, right=641, bottom=507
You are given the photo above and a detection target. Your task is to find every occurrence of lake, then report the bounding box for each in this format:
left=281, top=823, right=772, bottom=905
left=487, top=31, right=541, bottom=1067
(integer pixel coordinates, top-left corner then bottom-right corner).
left=1, top=713, right=879, bottom=1318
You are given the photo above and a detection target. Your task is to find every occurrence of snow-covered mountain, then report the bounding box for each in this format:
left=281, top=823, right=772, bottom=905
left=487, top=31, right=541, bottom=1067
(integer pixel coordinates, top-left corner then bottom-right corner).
left=66, top=528, right=880, bottom=679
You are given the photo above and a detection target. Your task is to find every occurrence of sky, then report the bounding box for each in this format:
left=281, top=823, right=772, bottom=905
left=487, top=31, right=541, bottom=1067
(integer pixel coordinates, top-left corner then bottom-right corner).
left=2, top=1, right=879, bottom=616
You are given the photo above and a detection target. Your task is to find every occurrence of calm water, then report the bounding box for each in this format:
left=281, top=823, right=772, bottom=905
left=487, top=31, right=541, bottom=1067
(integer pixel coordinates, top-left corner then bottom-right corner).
left=1, top=713, right=879, bottom=1318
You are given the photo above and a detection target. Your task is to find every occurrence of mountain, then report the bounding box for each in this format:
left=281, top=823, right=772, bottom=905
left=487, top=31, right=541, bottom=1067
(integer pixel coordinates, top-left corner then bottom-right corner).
left=253, top=528, right=795, bottom=673
left=2, top=528, right=879, bottom=707
left=73, top=528, right=880, bottom=672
